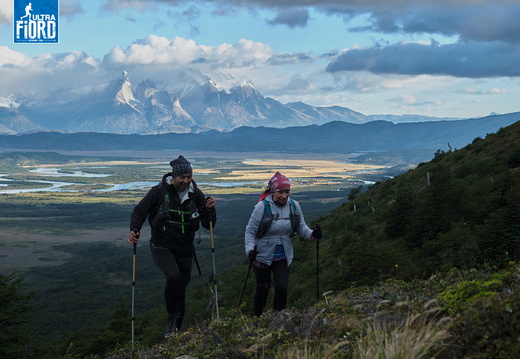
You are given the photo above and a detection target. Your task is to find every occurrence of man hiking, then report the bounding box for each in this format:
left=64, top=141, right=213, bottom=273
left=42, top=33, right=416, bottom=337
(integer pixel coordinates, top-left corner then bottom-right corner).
left=128, top=155, right=217, bottom=337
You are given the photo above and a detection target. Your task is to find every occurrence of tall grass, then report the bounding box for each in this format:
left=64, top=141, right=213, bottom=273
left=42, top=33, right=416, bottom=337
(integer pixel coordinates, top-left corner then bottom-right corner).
left=353, top=311, right=451, bottom=359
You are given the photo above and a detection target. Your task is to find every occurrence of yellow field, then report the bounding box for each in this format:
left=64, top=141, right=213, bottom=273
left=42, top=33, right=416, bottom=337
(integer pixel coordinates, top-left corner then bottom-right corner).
left=19, top=154, right=385, bottom=184
left=220, top=159, right=384, bottom=181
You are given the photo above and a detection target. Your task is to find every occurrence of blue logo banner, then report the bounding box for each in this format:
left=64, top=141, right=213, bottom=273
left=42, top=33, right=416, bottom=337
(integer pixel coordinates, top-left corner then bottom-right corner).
left=14, top=0, right=59, bottom=43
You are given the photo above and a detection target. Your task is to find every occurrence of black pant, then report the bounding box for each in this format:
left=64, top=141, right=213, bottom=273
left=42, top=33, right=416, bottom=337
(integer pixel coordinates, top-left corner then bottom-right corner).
left=151, top=243, right=193, bottom=329
left=253, top=259, right=290, bottom=316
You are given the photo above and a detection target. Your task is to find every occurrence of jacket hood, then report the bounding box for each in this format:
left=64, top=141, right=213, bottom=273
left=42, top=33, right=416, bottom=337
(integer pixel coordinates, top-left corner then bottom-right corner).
left=162, top=172, right=173, bottom=185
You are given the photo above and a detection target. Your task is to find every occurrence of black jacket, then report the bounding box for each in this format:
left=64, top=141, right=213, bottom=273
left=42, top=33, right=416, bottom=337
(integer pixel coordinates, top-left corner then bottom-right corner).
left=130, top=173, right=216, bottom=257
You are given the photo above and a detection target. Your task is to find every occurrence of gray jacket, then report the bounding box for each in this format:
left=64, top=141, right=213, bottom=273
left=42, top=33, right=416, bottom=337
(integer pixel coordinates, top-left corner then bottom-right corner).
left=244, top=194, right=313, bottom=266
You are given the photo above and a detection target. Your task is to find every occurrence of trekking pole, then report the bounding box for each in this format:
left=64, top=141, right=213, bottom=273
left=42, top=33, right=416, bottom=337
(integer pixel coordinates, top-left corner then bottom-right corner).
left=131, top=231, right=138, bottom=357
left=316, top=238, right=320, bottom=301
left=239, top=245, right=256, bottom=307
left=131, top=243, right=136, bottom=356
left=315, top=224, right=321, bottom=301
left=209, top=221, right=219, bottom=319
left=239, top=260, right=253, bottom=307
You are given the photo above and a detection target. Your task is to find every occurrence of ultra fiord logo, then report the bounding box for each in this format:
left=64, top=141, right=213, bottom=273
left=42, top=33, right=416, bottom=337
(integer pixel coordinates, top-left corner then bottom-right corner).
left=14, top=0, right=59, bottom=43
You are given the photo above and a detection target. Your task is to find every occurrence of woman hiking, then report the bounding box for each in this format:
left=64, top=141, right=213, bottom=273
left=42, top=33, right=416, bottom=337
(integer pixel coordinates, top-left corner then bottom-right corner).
left=244, top=171, right=322, bottom=316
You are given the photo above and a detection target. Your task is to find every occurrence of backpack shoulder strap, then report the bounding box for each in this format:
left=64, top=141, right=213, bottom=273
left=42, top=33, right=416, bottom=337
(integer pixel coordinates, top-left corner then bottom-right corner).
left=156, top=181, right=169, bottom=211
left=289, top=199, right=296, bottom=213
left=256, top=199, right=273, bottom=238
left=263, top=199, right=272, bottom=215
left=289, top=199, right=300, bottom=237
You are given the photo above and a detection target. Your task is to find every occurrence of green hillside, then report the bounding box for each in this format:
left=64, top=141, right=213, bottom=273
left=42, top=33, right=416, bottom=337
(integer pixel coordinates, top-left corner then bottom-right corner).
left=319, top=120, right=520, bottom=284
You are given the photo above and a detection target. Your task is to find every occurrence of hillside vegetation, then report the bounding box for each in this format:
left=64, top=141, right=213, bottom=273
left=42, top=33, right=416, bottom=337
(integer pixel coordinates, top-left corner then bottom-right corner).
left=2, top=121, right=520, bottom=358
left=317, top=121, right=520, bottom=285
left=137, top=120, right=520, bottom=358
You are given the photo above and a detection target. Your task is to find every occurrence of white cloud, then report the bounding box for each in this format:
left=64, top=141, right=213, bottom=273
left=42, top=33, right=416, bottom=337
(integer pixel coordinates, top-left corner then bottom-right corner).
left=102, top=35, right=273, bottom=68
left=0, top=47, right=101, bottom=99
left=0, top=46, right=32, bottom=67
left=400, top=94, right=417, bottom=105
left=458, top=87, right=509, bottom=95
left=0, top=36, right=280, bottom=99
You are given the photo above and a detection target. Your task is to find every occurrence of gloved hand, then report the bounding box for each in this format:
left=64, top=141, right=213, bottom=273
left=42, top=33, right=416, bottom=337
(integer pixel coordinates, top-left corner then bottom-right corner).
left=248, top=248, right=258, bottom=262
left=312, top=224, right=323, bottom=240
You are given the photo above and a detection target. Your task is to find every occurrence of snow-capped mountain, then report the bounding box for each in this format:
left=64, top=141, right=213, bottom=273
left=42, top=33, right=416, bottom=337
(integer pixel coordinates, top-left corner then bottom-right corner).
left=168, top=74, right=317, bottom=130
left=67, top=71, right=151, bottom=134
left=0, top=95, right=40, bottom=134
left=134, top=79, right=197, bottom=134
left=19, top=71, right=151, bottom=134
left=2, top=70, right=415, bottom=135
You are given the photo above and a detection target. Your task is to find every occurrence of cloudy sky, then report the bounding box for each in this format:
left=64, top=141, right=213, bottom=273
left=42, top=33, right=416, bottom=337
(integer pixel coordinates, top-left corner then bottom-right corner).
left=1, top=0, right=520, bottom=118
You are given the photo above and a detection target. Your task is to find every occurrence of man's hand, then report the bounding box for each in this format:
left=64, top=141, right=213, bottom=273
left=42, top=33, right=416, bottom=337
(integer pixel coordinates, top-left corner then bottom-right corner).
left=205, top=196, right=216, bottom=208
left=128, top=230, right=140, bottom=244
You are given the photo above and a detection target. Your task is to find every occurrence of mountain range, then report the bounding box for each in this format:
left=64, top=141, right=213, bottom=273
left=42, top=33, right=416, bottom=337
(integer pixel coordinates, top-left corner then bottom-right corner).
left=1, top=113, right=519, bottom=160
left=1, top=71, right=461, bottom=135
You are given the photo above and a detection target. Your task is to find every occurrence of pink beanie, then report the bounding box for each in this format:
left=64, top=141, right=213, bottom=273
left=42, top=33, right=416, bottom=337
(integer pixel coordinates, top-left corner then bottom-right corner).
left=268, top=171, right=291, bottom=191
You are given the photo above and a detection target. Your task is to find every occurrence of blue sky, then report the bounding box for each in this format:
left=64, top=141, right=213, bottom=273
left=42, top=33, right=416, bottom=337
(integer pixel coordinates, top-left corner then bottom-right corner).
left=1, top=0, right=520, bottom=118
